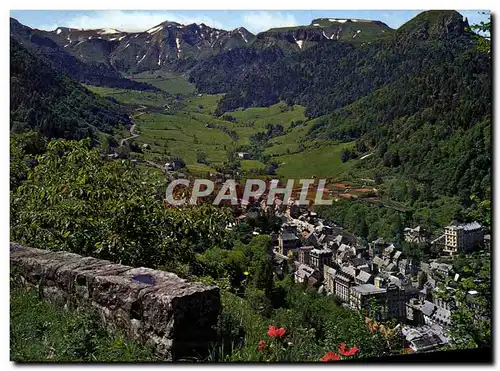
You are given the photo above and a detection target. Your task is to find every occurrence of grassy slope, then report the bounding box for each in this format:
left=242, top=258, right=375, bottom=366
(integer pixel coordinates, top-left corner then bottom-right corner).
left=10, top=286, right=157, bottom=362
left=132, top=99, right=313, bottom=171
left=85, top=85, right=173, bottom=108
left=274, top=142, right=357, bottom=179
left=130, top=71, right=196, bottom=95
left=88, top=78, right=356, bottom=179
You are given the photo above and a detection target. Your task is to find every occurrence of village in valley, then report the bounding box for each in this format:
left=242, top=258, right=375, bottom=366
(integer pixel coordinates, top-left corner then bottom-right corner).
left=231, top=194, right=490, bottom=354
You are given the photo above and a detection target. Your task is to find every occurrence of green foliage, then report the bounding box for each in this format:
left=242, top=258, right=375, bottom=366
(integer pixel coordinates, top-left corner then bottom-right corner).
left=10, top=286, right=157, bottom=362
left=10, top=132, right=47, bottom=190
left=440, top=253, right=491, bottom=349
left=10, top=137, right=232, bottom=268
left=10, top=38, right=130, bottom=141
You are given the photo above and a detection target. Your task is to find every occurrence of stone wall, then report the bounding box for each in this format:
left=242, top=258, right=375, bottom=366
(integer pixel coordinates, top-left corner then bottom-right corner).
left=10, top=243, right=221, bottom=361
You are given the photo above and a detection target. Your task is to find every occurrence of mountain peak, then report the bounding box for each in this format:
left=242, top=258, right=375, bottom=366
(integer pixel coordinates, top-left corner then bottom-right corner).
left=397, top=10, right=469, bottom=41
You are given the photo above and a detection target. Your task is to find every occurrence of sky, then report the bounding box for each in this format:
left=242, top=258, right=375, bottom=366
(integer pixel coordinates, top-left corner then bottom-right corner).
left=10, top=10, right=490, bottom=34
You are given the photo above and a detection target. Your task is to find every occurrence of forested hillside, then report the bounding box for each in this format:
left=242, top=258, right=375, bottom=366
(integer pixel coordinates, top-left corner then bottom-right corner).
left=10, top=18, right=158, bottom=91
left=189, top=11, right=477, bottom=118
left=188, top=10, right=491, bottom=215
left=10, top=38, right=130, bottom=140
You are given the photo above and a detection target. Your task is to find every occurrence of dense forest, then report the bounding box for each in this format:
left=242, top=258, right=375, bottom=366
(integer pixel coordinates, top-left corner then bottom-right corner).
left=10, top=38, right=131, bottom=141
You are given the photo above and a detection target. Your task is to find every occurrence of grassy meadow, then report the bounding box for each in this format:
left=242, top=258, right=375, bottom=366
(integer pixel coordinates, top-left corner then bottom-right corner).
left=87, top=75, right=357, bottom=180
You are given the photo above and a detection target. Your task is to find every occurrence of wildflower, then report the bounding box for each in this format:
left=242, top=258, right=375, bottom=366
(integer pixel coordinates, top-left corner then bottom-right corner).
left=365, top=316, right=371, bottom=324
left=320, top=352, right=340, bottom=362
left=257, top=340, right=265, bottom=352
left=267, top=325, right=286, bottom=338
left=339, top=343, right=359, bottom=357
left=368, top=322, right=379, bottom=334
left=243, top=271, right=249, bottom=276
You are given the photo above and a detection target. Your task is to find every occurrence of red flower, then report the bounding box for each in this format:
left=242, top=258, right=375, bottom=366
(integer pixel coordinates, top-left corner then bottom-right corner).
left=320, top=352, right=340, bottom=362
left=267, top=325, right=286, bottom=338
left=339, top=343, right=359, bottom=357
left=257, top=339, right=265, bottom=352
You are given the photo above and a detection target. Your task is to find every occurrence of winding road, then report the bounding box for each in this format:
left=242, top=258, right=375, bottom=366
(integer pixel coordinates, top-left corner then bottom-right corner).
left=120, top=124, right=138, bottom=146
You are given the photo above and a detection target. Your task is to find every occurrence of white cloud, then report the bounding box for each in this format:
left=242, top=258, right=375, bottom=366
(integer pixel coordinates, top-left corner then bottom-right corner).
left=241, top=11, right=298, bottom=33
left=38, top=10, right=224, bottom=32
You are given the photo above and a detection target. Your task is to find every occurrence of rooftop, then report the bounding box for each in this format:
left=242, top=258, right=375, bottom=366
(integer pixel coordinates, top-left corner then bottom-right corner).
left=280, top=232, right=299, bottom=241
left=447, top=221, right=482, bottom=231
left=351, top=283, right=386, bottom=295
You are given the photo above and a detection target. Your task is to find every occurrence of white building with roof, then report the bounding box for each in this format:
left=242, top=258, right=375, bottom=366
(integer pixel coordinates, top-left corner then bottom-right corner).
left=443, top=221, right=483, bottom=255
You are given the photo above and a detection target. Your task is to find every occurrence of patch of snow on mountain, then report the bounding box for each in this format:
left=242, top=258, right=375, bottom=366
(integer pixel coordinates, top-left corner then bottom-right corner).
left=119, top=35, right=126, bottom=41
left=313, top=23, right=320, bottom=26
left=124, top=43, right=130, bottom=49
left=330, top=19, right=347, bottom=23
left=137, top=54, right=147, bottom=64
left=239, top=30, right=248, bottom=43
left=56, top=29, right=62, bottom=35
left=176, top=37, right=181, bottom=58
left=147, top=25, right=163, bottom=34
left=158, top=53, right=162, bottom=66
left=293, top=37, right=304, bottom=50
left=100, top=28, right=120, bottom=34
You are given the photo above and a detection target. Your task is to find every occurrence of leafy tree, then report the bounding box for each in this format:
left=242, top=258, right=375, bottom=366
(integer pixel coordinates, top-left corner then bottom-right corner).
left=11, top=137, right=232, bottom=269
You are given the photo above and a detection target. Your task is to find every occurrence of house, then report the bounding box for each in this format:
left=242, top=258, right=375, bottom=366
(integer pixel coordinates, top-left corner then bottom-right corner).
left=333, top=234, right=351, bottom=248
left=334, top=267, right=356, bottom=302
left=429, top=262, right=452, bottom=277
left=165, top=160, right=184, bottom=172
left=349, top=284, right=388, bottom=320
left=278, top=232, right=301, bottom=256
left=237, top=152, right=251, bottom=159
left=404, top=226, right=429, bottom=244
left=393, top=250, right=402, bottom=262
left=298, top=246, right=314, bottom=266
left=387, top=283, right=419, bottom=319
left=309, top=248, right=333, bottom=273
left=399, top=259, right=418, bottom=276
left=295, top=264, right=318, bottom=286
left=302, top=231, right=320, bottom=247
left=369, top=238, right=389, bottom=258
left=402, top=324, right=449, bottom=353
left=355, top=270, right=373, bottom=285
left=405, top=299, right=452, bottom=327
left=442, top=221, right=483, bottom=255
left=336, top=244, right=356, bottom=264
left=372, top=256, right=386, bottom=272
left=323, top=265, right=337, bottom=294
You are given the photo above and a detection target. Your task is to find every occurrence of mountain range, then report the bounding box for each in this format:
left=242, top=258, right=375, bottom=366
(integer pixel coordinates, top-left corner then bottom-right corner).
left=10, top=16, right=393, bottom=77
